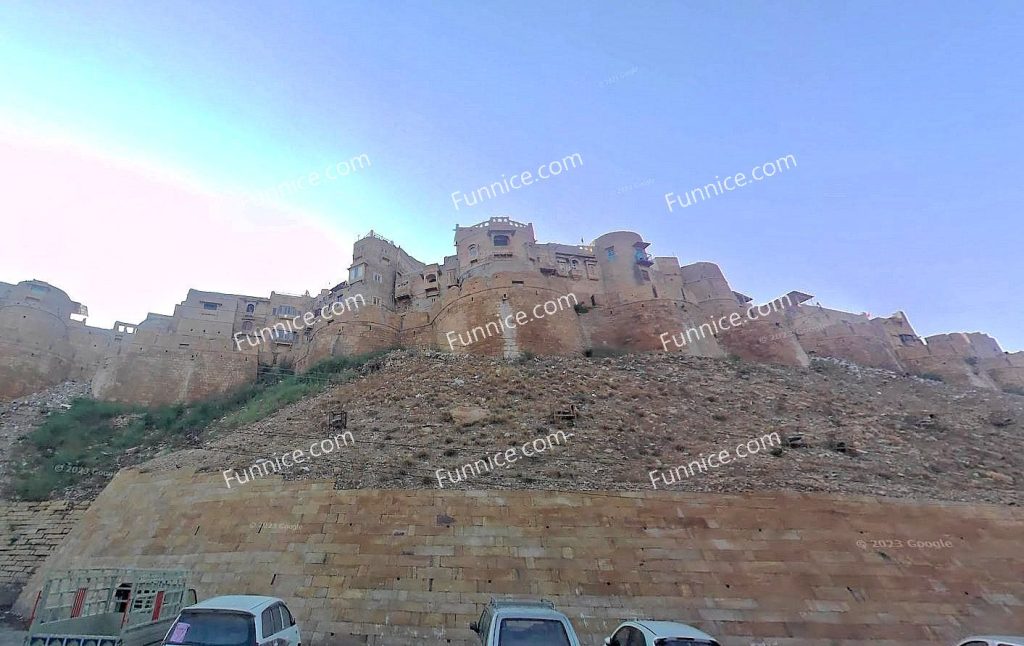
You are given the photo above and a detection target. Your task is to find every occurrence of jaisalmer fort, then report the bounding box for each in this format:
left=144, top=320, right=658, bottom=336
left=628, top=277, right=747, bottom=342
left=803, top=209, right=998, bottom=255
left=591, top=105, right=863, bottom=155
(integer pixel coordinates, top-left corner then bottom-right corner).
left=2, top=216, right=1021, bottom=405
left=3, top=5, right=1024, bottom=644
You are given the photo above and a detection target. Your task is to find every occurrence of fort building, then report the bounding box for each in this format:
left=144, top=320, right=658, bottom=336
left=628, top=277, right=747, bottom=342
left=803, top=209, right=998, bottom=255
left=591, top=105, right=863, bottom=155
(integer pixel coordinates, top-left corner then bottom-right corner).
left=2, top=217, right=1021, bottom=404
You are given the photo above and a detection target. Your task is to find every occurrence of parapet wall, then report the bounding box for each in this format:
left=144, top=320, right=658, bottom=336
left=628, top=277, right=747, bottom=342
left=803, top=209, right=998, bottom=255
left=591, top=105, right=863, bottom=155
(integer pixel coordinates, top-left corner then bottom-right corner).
left=18, top=470, right=1024, bottom=646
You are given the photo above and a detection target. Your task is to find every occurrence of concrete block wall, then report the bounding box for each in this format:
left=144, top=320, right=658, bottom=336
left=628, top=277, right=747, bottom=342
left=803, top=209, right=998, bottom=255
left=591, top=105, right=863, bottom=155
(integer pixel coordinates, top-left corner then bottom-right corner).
left=17, top=470, right=1024, bottom=645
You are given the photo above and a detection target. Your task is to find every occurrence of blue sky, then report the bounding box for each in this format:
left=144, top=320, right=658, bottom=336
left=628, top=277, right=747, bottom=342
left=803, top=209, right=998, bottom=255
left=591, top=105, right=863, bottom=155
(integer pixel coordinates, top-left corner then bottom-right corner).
left=0, top=1, right=1021, bottom=350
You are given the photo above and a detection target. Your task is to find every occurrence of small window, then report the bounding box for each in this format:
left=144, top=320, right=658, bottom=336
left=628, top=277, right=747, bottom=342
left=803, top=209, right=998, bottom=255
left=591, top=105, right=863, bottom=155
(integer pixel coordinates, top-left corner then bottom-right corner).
left=202, top=302, right=219, bottom=311
left=426, top=273, right=437, bottom=283
left=349, top=265, right=365, bottom=282
left=372, top=296, right=382, bottom=305
left=468, top=244, right=479, bottom=258
left=245, top=303, right=255, bottom=314
left=640, top=270, right=650, bottom=281
left=493, top=234, right=510, bottom=246
left=373, top=272, right=383, bottom=283
left=29, top=284, right=50, bottom=294
left=114, top=584, right=132, bottom=613
left=241, top=320, right=253, bottom=332
left=606, top=246, right=616, bottom=260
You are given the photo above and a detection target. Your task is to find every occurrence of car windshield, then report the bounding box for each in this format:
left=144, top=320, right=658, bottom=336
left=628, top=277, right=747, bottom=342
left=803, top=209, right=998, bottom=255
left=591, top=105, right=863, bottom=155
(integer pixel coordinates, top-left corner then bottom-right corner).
left=498, top=618, right=571, bottom=645
left=164, top=611, right=255, bottom=646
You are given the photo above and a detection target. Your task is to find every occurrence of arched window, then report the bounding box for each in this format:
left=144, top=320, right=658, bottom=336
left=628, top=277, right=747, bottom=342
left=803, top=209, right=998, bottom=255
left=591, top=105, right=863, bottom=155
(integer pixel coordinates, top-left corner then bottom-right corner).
left=493, top=234, right=510, bottom=246
left=468, top=244, right=479, bottom=258
left=242, top=320, right=253, bottom=332
left=245, top=303, right=255, bottom=314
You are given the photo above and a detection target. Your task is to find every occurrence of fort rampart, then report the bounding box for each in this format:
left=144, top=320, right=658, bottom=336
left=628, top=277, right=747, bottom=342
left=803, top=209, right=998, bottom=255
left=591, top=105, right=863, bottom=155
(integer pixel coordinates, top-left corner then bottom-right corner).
left=3, top=218, right=1021, bottom=404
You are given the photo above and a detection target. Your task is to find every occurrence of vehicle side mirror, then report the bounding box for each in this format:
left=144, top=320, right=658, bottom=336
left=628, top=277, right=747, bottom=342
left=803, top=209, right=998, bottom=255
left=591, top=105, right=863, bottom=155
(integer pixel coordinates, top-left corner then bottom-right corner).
left=290, top=616, right=296, bottom=626
left=185, top=589, right=197, bottom=606
left=470, top=621, right=479, bottom=633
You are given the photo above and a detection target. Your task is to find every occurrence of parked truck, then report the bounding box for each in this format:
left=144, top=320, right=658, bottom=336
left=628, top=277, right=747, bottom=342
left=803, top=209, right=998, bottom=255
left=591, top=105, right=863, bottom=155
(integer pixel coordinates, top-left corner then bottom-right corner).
left=24, top=568, right=196, bottom=646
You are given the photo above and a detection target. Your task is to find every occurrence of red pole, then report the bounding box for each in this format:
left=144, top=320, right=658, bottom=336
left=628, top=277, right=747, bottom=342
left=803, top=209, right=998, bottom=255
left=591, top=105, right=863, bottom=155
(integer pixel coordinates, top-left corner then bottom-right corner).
left=27, top=590, right=41, bottom=626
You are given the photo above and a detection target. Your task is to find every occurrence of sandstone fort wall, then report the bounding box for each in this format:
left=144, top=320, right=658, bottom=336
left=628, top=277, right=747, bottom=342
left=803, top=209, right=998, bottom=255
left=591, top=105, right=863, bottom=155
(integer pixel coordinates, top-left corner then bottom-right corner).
left=16, top=469, right=1024, bottom=646
left=3, top=219, right=1022, bottom=404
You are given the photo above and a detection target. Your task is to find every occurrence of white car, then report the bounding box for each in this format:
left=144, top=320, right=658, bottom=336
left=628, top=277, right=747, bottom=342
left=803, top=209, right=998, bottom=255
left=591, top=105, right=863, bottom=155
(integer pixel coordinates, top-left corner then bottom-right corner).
left=956, top=638, right=1024, bottom=646
left=605, top=620, right=720, bottom=646
left=163, top=595, right=301, bottom=646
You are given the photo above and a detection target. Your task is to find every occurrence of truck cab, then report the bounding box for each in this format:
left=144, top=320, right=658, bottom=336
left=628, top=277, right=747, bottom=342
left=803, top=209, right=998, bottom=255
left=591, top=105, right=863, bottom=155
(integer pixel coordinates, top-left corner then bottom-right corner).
left=470, top=597, right=581, bottom=646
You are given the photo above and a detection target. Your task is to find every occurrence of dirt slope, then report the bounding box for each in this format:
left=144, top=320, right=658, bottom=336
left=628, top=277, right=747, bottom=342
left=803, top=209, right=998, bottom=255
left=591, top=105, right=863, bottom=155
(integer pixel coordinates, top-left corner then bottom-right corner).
left=137, top=350, right=1022, bottom=505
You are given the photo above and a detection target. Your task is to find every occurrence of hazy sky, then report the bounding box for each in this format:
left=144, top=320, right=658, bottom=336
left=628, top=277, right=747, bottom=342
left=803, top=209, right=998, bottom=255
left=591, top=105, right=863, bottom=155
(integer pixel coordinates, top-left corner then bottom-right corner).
left=1, top=1, right=1021, bottom=350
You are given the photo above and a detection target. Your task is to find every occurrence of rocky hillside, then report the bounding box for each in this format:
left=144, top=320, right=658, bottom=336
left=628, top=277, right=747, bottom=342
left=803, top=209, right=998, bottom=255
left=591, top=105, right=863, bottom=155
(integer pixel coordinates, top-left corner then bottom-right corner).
left=0, top=381, right=90, bottom=497
left=140, top=350, right=1023, bottom=505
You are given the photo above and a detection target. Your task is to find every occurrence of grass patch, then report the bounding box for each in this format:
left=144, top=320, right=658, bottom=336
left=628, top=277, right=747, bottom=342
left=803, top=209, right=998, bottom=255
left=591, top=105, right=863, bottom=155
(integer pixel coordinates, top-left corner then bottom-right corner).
left=9, top=350, right=389, bottom=501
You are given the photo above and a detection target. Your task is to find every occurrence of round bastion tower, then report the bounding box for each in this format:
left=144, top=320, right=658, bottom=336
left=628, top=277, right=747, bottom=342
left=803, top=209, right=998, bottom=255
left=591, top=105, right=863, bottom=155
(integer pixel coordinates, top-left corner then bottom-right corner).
left=0, top=280, right=77, bottom=399
left=592, top=231, right=656, bottom=294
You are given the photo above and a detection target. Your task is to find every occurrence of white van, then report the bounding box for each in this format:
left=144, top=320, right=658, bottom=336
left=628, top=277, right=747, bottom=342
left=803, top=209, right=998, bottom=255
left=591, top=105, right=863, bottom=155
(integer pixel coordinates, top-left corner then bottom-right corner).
left=162, top=595, right=300, bottom=646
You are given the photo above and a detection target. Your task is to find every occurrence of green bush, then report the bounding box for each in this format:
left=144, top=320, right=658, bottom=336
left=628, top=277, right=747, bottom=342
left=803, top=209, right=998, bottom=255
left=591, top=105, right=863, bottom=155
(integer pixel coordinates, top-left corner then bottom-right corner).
left=9, top=350, right=390, bottom=501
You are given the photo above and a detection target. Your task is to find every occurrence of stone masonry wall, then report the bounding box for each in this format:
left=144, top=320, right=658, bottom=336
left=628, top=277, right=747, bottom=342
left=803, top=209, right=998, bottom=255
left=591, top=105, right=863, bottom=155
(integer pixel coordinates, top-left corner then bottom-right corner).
left=0, top=501, right=88, bottom=590
left=91, top=348, right=258, bottom=406
left=17, top=469, right=1024, bottom=646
